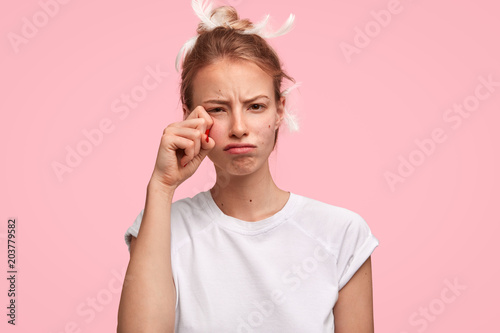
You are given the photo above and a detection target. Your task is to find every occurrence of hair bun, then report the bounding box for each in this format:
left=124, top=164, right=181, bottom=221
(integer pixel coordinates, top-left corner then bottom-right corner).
left=196, top=5, right=253, bottom=34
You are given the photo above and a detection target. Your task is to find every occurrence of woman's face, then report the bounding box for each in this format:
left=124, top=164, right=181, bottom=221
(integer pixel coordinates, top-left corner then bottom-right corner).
left=187, top=58, right=285, bottom=176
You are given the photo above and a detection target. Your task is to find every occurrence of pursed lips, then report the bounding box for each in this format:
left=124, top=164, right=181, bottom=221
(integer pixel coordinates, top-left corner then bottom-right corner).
left=223, top=144, right=257, bottom=151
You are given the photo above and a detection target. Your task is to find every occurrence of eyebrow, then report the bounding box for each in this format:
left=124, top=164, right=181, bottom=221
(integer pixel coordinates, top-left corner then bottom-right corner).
left=202, top=95, right=270, bottom=105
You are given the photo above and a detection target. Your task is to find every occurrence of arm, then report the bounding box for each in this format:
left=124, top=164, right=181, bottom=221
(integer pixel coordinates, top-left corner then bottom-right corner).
left=333, top=256, right=374, bottom=333
left=117, top=182, right=177, bottom=333
left=116, top=105, right=214, bottom=333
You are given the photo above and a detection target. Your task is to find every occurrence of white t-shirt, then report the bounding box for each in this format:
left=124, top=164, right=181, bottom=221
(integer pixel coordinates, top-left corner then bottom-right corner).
left=124, top=190, right=379, bottom=333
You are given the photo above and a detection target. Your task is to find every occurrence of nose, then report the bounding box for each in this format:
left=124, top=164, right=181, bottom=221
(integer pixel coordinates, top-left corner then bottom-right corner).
left=228, top=108, right=248, bottom=138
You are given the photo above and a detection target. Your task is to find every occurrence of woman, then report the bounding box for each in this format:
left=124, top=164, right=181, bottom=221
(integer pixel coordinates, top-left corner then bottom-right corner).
left=117, top=1, right=379, bottom=332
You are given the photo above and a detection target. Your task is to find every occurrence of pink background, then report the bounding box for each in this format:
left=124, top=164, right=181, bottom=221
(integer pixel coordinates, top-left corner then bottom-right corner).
left=1, top=0, right=499, bottom=332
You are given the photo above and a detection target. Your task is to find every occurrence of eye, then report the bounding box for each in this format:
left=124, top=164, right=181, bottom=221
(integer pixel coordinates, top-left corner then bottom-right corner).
left=249, top=104, right=265, bottom=111
left=207, top=107, right=224, bottom=113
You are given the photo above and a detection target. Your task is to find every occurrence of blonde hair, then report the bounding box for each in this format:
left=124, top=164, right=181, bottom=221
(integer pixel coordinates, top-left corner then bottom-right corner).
left=177, top=2, right=300, bottom=136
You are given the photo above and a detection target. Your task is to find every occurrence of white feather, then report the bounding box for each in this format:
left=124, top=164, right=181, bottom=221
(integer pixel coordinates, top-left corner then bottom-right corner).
left=281, top=81, right=302, bottom=132
left=284, top=109, right=300, bottom=132
left=175, top=36, right=198, bottom=72
left=243, top=14, right=270, bottom=35
left=191, top=0, right=217, bottom=31
left=281, top=81, right=301, bottom=96
left=262, top=14, right=295, bottom=38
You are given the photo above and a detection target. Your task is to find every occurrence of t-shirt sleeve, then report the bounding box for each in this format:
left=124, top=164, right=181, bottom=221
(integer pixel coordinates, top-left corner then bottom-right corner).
left=336, top=212, right=379, bottom=290
left=124, top=208, right=145, bottom=252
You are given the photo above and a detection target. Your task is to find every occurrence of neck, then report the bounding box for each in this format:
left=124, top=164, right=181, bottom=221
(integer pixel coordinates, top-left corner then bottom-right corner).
left=210, top=160, right=289, bottom=222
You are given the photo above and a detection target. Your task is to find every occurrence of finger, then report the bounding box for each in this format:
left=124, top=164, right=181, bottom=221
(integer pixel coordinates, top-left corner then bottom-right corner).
left=167, top=126, right=202, bottom=160
left=169, top=117, right=205, bottom=130
left=170, top=125, right=214, bottom=162
left=167, top=135, right=195, bottom=167
left=186, top=105, right=214, bottom=132
left=187, top=115, right=209, bottom=151
left=198, top=136, right=215, bottom=159
left=180, top=108, right=212, bottom=144
left=191, top=105, right=215, bottom=149
left=200, top=126, right=215, bottom=151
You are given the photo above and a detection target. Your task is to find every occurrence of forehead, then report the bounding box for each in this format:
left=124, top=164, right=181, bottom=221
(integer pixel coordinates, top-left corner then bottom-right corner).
left=191, top=59, right=274, bottom=100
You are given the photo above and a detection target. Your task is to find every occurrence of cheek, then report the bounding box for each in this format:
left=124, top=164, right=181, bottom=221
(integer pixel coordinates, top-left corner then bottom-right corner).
left=208, top=120, right=223, bottom=140
left=257, top=123, right=276, bottom=145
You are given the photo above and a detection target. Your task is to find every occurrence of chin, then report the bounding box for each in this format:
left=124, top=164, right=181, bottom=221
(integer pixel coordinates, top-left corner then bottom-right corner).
left=228, top=159, right=259, bottom=175
left=212, top=157, right=264, bottom=177
left=228, top=167, right=256, bottom=176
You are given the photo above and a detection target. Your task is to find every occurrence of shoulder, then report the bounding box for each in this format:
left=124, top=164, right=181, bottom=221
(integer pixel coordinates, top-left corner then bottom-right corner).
left=291, top=194, right=378, bottom=283
left=289, top=193, right=374, bottom=247
left=170, top=190, right=214, bottom=243
left=291, top=193, right=368, bottom=229
left=171, top=190, right=208, bottom=216
left=131, top=190, right=209, bottom=224
left=126, top=191, right=213, bottom=251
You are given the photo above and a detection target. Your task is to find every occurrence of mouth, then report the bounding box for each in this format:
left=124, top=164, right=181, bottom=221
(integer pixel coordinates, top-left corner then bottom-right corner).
left=224, top=143, right=257, bottom=154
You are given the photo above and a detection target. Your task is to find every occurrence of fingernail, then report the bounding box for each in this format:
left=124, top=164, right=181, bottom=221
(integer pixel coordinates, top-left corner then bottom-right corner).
left=205, top=129, right=210, bottom=142
left=183, top=163, right=188, bottom=167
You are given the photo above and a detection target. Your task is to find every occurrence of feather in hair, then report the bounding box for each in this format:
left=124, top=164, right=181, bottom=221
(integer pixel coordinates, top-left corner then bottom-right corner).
left=175, top=36, right=197, bottom=73
left=191, top=0, right=217, bottom=31
left=281, top=81, right=301, bottom=97
left=281, top=81, right=302, bottom=132
left=284, top=110, right=299, bottom=132
left=261, top=14, right=295, bottom=38
left=243, top=14, right=270, bottom=35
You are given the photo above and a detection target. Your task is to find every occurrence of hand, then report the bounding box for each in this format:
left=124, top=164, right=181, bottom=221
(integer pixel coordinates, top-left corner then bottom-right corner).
left=150, top=106, right=215, bottom=190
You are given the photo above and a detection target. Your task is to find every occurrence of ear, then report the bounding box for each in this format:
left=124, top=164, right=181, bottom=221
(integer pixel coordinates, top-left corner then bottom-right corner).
left=182, top=104, right=190, bottom=120
left=275, top=96, right=286, bottom=127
